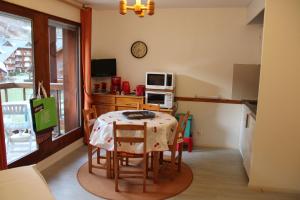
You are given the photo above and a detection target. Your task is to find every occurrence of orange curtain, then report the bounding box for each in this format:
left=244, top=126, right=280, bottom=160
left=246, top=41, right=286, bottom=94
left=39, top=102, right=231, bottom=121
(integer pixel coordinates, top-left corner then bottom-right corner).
left=81, top=7, right=92, bottom=110
left=81, top=7, right=92, bottom=143
left=0, top=96, right=7, bottom=170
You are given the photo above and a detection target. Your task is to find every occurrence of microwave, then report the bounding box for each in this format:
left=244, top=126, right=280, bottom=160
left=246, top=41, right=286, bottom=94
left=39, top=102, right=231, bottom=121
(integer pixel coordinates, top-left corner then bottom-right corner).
left=145, top=72, right=175, bottom=90
left=145, top=91, right=174, bottom=109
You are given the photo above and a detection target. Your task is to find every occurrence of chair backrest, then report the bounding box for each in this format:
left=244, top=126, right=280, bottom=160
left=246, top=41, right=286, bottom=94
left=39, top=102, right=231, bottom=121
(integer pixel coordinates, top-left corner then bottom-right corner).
left=140, top=104, right=160, bottom=112
left=2, top=103, right=31, bottom=130
left=172, top=111, right=190, bottom=149
left=82, top=105, right=98, bottom=138
left=113, top=121, right=147, bottom=155
left=115, top=102, right=140, bottom=110
left=2, top=104, right=28, bottom=115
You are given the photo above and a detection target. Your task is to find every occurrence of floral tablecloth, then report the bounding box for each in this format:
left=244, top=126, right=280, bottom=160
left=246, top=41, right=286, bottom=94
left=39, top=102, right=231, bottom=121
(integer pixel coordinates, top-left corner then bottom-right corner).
left=89, top=110, right=178, bottom=154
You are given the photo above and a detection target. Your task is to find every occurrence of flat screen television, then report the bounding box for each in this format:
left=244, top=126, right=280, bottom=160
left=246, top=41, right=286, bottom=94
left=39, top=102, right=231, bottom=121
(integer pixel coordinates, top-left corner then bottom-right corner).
left=91, top=58, right=116, bottom=77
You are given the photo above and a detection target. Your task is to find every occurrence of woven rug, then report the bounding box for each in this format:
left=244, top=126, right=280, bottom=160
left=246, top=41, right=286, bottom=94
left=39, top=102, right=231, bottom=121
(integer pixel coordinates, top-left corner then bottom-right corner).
left=77, top=159, right=193, bottom=200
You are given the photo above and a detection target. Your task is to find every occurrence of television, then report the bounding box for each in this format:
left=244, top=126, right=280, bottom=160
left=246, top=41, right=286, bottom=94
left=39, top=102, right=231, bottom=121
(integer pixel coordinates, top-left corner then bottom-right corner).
left=91, top=58, right=116, bottom=77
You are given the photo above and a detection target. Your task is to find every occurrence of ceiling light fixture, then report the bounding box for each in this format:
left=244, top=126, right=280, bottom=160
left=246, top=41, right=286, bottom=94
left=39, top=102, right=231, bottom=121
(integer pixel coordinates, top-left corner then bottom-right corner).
left=120, top=0, right=155, bottom=17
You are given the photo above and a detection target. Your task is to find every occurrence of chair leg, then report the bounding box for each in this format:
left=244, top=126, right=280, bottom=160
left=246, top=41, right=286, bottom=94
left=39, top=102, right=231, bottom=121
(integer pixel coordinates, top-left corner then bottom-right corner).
left=178, top=143, right=183, bottom=172
left=188, top=138, right=193, bottom=152
left=107, top=151, right=111, bottom=178
left=159, top=151, right=163, bottom=164
left=88, top=145, right=93, bottom=173
left=114, top=154, right=119, bottom=192
left=110, top=151, right=114, bottom=178
left=143, top=155, right=147, bottom=192
left=170, top=149, right=177, bottom=176
left=97, top=148, right=101, bottom=164
left=146, top=154, right=149, bottom=178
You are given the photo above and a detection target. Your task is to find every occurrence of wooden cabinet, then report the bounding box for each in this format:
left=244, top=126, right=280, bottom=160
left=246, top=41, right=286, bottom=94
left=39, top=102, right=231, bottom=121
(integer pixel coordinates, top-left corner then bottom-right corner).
left=92, top=93, right=174, bottom=116
left=239, top=105, right=256, bottom=178
left=92, top=94, right=144, bottom=116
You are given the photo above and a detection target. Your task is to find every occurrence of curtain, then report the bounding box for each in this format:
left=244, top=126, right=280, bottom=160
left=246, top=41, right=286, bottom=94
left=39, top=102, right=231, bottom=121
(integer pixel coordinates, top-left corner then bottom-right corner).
left=81, top=7, right=92, bottom=143
left=0, top=97, right=7, bottom=170
left=81, top=7, right=92, bottom=110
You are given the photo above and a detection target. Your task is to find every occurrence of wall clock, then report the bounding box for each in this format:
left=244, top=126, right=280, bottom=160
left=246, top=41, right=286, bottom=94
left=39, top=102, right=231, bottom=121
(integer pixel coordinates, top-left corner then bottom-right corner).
left=131, top=41, right=148, bottom=59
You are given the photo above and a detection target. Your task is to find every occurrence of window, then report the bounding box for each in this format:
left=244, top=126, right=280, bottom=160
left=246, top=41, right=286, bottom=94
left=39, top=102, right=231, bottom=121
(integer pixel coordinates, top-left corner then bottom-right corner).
left=0, top=1, right=82, bottom=167
left=48, top=20, right=81, bottom=139
left=0, top=12, right=37, bottom=163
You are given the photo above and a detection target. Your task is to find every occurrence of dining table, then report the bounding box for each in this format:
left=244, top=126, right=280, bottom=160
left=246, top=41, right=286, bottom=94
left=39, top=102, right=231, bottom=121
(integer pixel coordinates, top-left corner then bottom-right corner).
left=89, top=110, right=178, bottom=182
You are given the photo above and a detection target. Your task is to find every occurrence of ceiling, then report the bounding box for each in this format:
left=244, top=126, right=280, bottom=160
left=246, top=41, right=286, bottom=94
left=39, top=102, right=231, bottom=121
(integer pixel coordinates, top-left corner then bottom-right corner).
left=74, top=0, right=254, bottom=10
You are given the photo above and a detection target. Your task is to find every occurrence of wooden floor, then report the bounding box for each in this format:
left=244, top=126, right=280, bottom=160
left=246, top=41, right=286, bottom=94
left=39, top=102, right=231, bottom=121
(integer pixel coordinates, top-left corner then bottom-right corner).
left=42, top=146, right=300, bottom=200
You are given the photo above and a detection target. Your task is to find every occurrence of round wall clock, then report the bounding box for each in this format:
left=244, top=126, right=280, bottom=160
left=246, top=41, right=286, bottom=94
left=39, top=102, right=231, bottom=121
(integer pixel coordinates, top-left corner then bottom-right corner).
left=131, top=41, right=148, bottom=58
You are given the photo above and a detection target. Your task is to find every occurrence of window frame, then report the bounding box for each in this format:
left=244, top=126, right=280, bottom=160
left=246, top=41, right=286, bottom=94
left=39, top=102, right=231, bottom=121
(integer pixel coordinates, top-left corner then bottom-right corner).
left=0, top=1, right=83, bottom=168
left=48, top=19, right=82, bottom=139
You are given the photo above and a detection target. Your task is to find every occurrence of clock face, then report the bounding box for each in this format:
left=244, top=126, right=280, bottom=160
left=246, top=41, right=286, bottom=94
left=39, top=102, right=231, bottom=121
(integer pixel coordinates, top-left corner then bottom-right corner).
left=131, top=41, right=148, bottom=58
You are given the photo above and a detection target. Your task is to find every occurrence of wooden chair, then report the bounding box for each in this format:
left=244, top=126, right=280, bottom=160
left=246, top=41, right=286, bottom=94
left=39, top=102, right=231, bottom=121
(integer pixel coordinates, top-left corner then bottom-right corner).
left=82, top=106, right=107, bottom=174
left=140, top=103, right=160, bottom=170
left=113, top=121, right=148, bottom=192
left=140, top=103, right=160, bottom=111
left=162, top=111, right=190, bottom=173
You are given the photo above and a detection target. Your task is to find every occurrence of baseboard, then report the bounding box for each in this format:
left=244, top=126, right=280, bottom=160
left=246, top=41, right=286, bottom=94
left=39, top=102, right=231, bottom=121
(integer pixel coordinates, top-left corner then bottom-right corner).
left=193, top=144, right=238, bottom=150
left=36, top=138, right=84, bottom=172
left=248, top=183, right=300, bottom=195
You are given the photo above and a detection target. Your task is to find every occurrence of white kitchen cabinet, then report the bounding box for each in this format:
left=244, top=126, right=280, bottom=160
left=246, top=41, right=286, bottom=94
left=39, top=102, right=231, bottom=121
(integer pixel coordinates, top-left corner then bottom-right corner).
left=239, top=105, right=256, bottom=178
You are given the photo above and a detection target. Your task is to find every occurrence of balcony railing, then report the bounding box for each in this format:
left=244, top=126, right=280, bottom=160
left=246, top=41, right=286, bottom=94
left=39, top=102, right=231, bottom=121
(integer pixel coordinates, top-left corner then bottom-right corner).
left=0, top=82, right=63, bottom=102
left=0, top=82, right=64, bottom=163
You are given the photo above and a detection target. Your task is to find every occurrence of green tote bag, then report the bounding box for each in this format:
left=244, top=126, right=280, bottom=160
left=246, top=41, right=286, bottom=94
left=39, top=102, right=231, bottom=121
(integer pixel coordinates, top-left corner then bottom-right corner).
left=30, top=82, right=58, bottom=133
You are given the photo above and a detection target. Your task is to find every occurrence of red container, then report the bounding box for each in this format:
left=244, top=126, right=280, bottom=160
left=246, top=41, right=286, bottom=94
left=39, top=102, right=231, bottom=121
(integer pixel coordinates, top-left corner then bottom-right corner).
left=94, top=83, right=100, bottom=92
left=101, top=82, right=107, bottom=92
left=111, top=76, right=121, bottom=93
left=136, top=85, right=145, bottom=96
left=122, top=81, right=130, bottom=95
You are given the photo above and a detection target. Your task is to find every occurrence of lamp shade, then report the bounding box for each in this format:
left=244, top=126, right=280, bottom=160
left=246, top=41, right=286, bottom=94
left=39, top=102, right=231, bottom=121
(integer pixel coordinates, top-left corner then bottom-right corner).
left=120, top=0, right=127, bottom=15
left=147, top=0, right=155, bottom=15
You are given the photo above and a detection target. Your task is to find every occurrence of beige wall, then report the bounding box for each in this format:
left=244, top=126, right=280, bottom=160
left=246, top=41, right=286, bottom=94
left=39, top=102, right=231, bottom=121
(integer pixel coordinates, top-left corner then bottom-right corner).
left=92, top=8, right=262, bottom=99
left=92, top=8, right=262, bottom=149
left=250, top=0, right=300, bottom=192
left=232, top=64, right=260, bottom=100
left=3, top=0, right=80, bottom=22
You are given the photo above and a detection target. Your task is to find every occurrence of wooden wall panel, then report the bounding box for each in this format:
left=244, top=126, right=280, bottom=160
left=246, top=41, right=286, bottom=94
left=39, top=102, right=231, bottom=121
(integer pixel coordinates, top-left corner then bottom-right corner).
left=63, top=29, right=79, bottom=132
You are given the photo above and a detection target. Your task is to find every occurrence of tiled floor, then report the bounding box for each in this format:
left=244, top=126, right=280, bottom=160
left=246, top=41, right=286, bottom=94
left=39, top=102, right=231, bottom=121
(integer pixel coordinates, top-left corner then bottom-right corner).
left=42, top=146, right=300, bottom=200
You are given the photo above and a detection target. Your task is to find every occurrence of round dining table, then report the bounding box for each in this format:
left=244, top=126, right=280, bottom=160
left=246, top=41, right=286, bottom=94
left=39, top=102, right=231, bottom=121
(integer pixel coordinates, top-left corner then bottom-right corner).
left=90, top=110, right=178, bottom=152
left=89, top=110, right=178, bottom=181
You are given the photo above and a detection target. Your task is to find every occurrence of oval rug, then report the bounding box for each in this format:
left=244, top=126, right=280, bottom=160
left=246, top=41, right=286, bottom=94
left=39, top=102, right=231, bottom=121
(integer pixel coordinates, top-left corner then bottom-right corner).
left=77, top=159, right=193, bottom=200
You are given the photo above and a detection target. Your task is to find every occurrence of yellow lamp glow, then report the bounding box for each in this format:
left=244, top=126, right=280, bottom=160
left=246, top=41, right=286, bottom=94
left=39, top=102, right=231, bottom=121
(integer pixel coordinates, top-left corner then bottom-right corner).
left=119, top=0, right=154, bottom=17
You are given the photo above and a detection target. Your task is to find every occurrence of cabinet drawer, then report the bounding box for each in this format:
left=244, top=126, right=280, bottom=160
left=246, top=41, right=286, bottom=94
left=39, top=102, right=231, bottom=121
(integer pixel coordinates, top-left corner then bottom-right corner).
left=116, top=97, right=144, bottom=105
left=93, top=95, right=115, bottom=104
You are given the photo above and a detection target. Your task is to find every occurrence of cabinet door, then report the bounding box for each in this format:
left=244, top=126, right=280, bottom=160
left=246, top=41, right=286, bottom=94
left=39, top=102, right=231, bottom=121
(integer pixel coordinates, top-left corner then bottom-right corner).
left=92, top=95, right=115, bottom=104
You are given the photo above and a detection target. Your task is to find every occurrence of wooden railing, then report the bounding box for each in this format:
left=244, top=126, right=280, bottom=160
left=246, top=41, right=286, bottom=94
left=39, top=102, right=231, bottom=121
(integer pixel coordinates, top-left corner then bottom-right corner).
left=0, top=82, right=63, bottom=102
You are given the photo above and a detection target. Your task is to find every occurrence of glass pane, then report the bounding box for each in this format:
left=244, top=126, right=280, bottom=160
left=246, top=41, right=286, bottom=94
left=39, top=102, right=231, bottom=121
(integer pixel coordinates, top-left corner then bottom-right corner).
left=0, top=12, right=37, bottom=164
left=48, top=20, right=80, bottom=139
